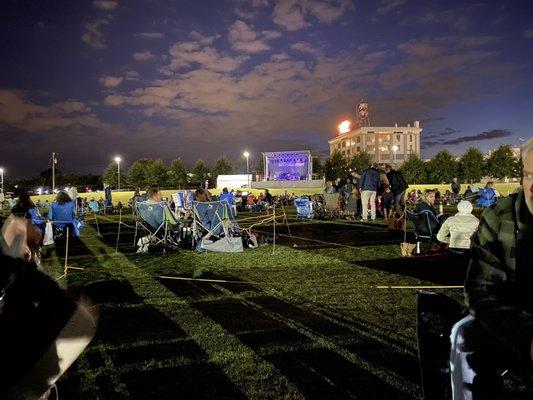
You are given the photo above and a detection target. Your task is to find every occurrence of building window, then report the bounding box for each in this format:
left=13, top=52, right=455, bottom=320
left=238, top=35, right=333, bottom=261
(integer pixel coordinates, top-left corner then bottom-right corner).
left=356, top=146, right=361, bottom=152
left=357, top=136, right=360, bottom=143
left=346, top=149, right=350, bottom=155
left=409, top=135, right=413, bottom=142
left=342, top=140, right=346, bottom=147
left=396, top=134, right=401, bottom=141
left=337, top=143, right=341, bottom=149
left=409, top=144, right=413, bottom=151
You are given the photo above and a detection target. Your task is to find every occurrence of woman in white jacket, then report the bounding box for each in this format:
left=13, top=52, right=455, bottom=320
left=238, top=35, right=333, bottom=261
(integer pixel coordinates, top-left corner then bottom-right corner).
left=437, top=200, right=479, bottom=250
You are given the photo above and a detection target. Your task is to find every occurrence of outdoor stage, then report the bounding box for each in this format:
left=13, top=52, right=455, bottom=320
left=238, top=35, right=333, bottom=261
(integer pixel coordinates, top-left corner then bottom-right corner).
left=257, top=150, right=323, bottom=188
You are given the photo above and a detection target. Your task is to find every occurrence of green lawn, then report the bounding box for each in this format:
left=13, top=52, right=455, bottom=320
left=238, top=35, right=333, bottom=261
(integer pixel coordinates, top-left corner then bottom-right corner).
left=29, top=182, right=519, bottom=207
left=33, top=207, right=529, bottom=399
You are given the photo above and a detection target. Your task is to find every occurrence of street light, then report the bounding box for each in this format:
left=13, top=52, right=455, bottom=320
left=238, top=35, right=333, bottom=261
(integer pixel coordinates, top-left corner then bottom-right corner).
left=392, top=145, right=399, bottom=166
left=0, top=168, right=4, bottom=194
left=114, top=156, right=121, bottom=191
left=243, top=151, right=250, bottom=188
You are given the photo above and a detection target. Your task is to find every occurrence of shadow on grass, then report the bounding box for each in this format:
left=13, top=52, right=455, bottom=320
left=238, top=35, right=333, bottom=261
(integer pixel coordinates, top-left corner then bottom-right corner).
left=193, top=292, right=418, bottom=399
left=355, top=255, right=468, bottom=286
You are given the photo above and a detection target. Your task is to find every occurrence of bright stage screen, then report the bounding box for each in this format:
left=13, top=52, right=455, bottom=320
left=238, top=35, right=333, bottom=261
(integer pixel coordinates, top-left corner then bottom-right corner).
left=265, top=151, right=310, bottom=181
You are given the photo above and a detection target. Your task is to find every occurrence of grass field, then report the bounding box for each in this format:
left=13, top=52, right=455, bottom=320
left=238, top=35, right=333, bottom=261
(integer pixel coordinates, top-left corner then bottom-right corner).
left=17, top=205, right=532, bottom=399
left=29, top=182, right=520, bottom=206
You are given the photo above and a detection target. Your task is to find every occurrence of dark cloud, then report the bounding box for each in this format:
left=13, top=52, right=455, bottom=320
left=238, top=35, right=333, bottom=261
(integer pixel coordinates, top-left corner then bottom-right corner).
left=424, top=127, right=458, bottom=139
left=441, top=129, right=512, bottom=145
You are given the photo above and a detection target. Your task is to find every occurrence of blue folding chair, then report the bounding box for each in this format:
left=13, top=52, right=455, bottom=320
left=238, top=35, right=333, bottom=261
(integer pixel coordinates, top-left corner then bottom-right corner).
left=294, top=197, right=313, bottom=219
left=192, top=200, right=241, bottom=252
left=48, top=201, right=83, bottom=237
left=134, top=201, right=180, bottom=251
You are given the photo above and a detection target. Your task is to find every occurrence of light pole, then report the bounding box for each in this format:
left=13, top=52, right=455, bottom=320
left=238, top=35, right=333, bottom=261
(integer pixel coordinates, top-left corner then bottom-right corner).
left=114, top=156, right=121, bottom=191
left=243, top=151, right=250, bottom=189
left=392, top=145, right=399, bottom=167
left=0, top=168, right=4, bottom=194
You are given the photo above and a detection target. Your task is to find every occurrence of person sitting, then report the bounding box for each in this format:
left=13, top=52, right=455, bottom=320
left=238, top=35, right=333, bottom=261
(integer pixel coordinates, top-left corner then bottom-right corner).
left=436, top=200, right=479, bottom=252
left=414, top=189, right=443, bottom=236
left=145, top=187, right=178, bottom=226
left=11, top=193, right=45, bottom=239
left=219, top=187, right=235, bottom=205
left=450, top=138, right=533, bottom=399
left=195, top=188, right=211, bottom=202
left=476, top=181, right=498, bottom=207
left=463, top=185, right=473, bottom=199
left=48, top=191, right=76, bottom=234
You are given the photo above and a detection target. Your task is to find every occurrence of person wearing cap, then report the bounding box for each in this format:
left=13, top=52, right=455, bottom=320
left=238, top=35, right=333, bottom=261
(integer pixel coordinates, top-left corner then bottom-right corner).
left=449, top=138, right=533, bottom=399
left=436, top=200, right=479, bottom=250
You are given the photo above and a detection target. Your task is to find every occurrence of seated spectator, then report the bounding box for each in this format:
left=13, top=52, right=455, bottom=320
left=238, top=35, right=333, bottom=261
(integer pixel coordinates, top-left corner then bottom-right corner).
left=195, top=188, right=211, bottom=202
left=48, top=191, right=76, bottom=231
left=145, top=187, right=177, bottom=225
left=219, top=187, right=235, bottom=205
left=437, top=200, right=479, bottom=251
left=11, top=193, right=45, bottom=238
left=414, top=189, right=443, bottom=235
left=463, top=185, right=473, bottom=199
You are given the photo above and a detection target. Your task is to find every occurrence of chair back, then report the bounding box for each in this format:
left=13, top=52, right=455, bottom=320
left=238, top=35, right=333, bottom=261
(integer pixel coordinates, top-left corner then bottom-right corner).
left=193, top=200, right=235, bottom=237
left=406, top=209, right=440, bottom=241
left=173, top=190, right=194, bottom=212
left=136, top=201, right=165, bottom=231
left=88, top=200, right=100, bottom=213
left=323, top=193, right=340, bottom=212
left=295, top=197, right=312, bottom=217
left=50, top=202, right=75, bottom=229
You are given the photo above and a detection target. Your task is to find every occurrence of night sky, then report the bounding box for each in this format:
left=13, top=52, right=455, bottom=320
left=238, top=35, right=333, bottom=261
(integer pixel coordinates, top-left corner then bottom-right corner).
left=1, top=0, right=532, bottom=178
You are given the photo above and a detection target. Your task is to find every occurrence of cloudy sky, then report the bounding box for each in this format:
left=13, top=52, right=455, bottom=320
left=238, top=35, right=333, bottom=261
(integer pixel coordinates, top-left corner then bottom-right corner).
left=1, top=0, right=532, bottom=177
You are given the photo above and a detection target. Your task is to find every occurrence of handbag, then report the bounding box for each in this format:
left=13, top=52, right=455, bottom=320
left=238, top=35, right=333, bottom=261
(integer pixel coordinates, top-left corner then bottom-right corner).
left=43, top=221, right=54, bottom=246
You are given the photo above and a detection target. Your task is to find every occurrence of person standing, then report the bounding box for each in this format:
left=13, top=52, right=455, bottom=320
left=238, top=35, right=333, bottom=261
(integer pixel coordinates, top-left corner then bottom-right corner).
left=385, top=164, right=408, bottom=215
left=451, top=177, right=461, bottom=202
left=104, top=183, right=112, bottom=213
left=358, top=163, right=380, bottom=221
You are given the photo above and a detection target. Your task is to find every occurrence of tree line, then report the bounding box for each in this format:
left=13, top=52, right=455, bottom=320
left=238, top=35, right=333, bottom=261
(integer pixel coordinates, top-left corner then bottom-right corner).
left=324, top=144, right=522, bottom=184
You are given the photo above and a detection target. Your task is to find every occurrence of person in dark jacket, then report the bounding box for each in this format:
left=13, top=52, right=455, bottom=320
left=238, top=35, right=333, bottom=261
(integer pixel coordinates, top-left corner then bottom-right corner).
left=358, top=163, right=381, bottom=221
left=451, top=177, right=461, bottom=197
left=450, top=138, right=533, bottom=399
left=385, top=164, right=408, bottom=214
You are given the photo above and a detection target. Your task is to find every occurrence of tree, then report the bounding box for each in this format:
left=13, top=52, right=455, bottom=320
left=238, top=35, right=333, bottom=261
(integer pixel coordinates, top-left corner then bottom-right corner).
left=127, top=159, right=154, bottom=188
left=324, top=151, right=348, bottom=181
left=312, top=156, right=324, bottom=175
left=426, top=150, right=457, bottom=184
left=348, top=151, right=373, bottom=175
left=168, top=157, right=188, bottom=188
left=211, top=155, right=233, bottom=184
left=399, top=154, right=428, bottom=184
left=190, top=159, right=210, bottom=186
left=486, top=144, right=520, bottom=180
left=459, top=147, right=485, bottom=183
left=145, top=159, right=169, bottom=187
left=102, top=163, right=126, bottom=188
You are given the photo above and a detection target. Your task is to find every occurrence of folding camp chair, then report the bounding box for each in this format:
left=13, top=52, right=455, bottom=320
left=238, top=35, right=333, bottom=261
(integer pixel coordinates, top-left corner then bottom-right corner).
left=406, top=209, right=441, bottom=254
left=192, top=200, right=242, bottom=252
left=134, top=201, right=181, bottom=252
left=322, top=193, right=341, bottom=218
left=48, top=201, right=83, bottom=238
left=172, top=190, right=194, bottom=218
left=294, top=196, right=313, bottom=219
left=416, top=290, right=463, bottom=400
left=88, top=200, right=102, bottom=214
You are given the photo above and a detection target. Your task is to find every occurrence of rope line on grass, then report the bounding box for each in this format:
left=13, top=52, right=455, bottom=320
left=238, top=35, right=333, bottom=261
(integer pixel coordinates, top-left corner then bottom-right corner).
left=375, top=285, right=463, bottom=289
left=156, top=275, right=266, bottom=285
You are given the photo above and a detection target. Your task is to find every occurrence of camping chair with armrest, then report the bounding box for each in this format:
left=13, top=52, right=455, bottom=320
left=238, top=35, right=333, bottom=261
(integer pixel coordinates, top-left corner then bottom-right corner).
left=322, top=193, right=341, bottom=219
left=192, top=200, right=242, bottom=252
left=406, top=209, right=441, bottom=254
left=134, top=201, right=181, bottom=252
left=48, top=201, right=80, bottom=238
left=294, top=196, right=313, bottom=219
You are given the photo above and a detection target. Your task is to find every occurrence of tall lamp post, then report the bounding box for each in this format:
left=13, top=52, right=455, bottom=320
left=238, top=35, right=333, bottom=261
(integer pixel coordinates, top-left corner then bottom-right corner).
left=114, top=156, right=122, bottom=191
left=0, top=168, right=4, bottom=195
left=392, top=145, right=399, bottom=167
left=243, top=151, right=250, bottom=189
